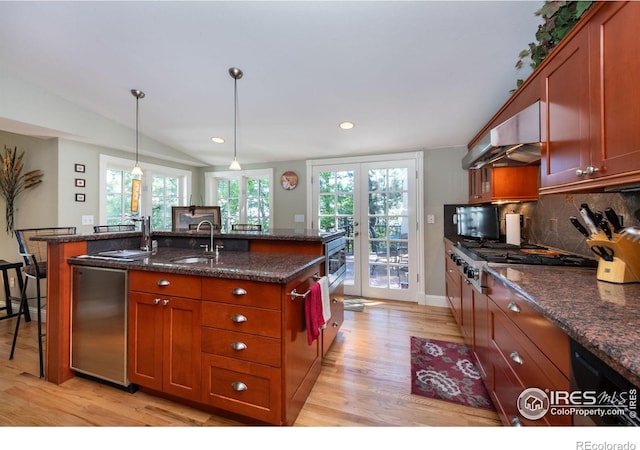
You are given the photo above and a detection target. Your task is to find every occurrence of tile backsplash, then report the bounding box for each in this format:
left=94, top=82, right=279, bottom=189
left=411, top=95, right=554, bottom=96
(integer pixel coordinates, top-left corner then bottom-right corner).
left=499, top=192, right=640, bottom=257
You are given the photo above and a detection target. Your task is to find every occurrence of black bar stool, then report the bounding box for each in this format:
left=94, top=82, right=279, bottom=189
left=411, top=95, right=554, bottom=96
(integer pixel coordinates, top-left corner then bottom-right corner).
left=0, top=259, right=29, bottom=322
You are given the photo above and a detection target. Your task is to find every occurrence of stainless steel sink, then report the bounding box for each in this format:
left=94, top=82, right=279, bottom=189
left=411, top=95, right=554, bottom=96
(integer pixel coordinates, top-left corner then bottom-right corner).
left=171, top=256, right=215, bottom=264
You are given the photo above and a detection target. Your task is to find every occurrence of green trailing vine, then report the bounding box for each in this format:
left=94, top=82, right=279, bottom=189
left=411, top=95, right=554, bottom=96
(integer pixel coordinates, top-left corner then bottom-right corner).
left=0, top=146, right=44, bottom=234
left=515, top=1, right=594, bottom=89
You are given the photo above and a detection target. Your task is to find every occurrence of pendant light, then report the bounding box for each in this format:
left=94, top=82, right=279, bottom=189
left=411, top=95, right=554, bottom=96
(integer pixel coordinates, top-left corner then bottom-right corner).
left=228, top=67, right=243, bottom=170
left=131, top=89, right=145, bottom=176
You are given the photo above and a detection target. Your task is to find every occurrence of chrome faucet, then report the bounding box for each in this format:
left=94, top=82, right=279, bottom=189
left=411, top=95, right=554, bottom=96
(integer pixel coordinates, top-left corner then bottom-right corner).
left=196, top=220, right=214, bottom=253
left=133, top=216, right=152, bottom=251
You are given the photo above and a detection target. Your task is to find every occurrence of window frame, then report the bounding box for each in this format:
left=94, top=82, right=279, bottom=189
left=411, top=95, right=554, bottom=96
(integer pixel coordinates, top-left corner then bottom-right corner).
left=204, top=168, right=274, bottom=231
left=99, top=155, right=192, bottom=228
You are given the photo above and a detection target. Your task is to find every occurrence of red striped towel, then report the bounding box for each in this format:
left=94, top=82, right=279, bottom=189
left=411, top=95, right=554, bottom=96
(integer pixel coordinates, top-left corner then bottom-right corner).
left=305, top=282, right=325, bottom=345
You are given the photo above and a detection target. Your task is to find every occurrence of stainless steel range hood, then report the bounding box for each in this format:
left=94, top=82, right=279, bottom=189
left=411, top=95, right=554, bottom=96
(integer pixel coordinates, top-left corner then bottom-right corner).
left=462, top=101, right=541, bottom=170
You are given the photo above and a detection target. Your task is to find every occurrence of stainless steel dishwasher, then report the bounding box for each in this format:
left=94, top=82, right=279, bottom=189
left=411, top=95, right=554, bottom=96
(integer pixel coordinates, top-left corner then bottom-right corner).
left=71, top=265, right=133, bottom=389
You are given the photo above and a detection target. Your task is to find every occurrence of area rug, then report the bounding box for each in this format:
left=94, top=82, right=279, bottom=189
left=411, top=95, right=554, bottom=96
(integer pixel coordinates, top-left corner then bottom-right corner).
left=410, top=336, right=495, bottom=410
left=343, top=298, right=366, bottom=312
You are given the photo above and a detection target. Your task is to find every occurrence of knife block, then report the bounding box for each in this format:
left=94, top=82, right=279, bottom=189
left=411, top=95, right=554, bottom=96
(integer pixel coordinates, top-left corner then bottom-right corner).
left=587, top=232, right=640, bottom=284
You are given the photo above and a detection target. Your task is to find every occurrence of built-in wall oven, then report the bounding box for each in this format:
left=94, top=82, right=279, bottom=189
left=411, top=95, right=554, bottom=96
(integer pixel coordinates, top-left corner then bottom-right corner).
left=325, top=236, right=346, bottom=287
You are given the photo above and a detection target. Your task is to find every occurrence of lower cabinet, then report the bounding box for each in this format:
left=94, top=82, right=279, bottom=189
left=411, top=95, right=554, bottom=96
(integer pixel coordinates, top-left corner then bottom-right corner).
left=486, top=274, right=571, bottom=426
left=128, top=288, right=202, bottom=402
left=322, top=280, right=344, bottom=357
left=128, top=263, right=333, bottom=425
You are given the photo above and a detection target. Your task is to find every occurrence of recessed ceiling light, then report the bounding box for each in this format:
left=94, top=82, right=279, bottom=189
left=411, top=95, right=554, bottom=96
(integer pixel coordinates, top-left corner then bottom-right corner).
left=211, top=137, right=225, bottom=143
left=339, top=121, right=355, bottom=130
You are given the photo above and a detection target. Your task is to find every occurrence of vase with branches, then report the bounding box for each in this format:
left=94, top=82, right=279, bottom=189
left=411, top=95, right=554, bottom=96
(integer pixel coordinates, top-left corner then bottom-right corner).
left=0, top=146, right=44, bottom=234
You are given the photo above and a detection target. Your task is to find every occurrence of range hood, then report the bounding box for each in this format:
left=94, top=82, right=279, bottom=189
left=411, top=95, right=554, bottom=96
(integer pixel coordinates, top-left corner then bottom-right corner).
left=462, top=101, right=541, bottom=170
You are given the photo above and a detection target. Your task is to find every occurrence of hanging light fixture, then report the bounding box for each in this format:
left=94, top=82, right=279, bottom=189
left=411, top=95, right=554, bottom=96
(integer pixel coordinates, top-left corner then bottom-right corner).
left=228, top=67, right=243, bottom=170
left=131, top=89, right=145, bottom=176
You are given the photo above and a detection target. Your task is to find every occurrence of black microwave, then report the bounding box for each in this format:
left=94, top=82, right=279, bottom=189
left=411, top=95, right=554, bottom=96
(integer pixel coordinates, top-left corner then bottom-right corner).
left=325, top=236, right=346, bottom=286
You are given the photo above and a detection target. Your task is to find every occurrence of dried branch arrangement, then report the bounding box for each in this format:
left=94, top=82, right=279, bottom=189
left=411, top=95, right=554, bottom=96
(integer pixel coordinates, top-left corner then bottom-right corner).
left=0, top=146, right=44, bottom=234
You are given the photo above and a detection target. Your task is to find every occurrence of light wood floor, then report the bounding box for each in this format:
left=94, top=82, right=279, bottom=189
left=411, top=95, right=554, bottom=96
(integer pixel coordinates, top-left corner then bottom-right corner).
left=0, top=300, right=501, bottom=427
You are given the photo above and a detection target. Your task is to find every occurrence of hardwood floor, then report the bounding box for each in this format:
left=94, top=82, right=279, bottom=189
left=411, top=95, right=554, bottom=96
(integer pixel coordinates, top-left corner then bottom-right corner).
left=0, top=300, right=501, bottom=427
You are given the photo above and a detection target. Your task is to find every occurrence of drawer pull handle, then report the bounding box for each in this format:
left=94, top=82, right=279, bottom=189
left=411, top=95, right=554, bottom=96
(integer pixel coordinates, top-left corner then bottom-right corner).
left=510, top=351, right=524, bottom=365
left=231, top=314, right=248, bottom=323
left=332, top=321, right=339, bottom=328
left=507, top=302, right=520, bottom=313
left=231, top=341, right=247, bottom=351
left=153, top=298, right=160, bottom=305
left=511, top=417, right=522, bottom=427
left=157, top=279, right=171, bottom=286
left=332, top=298, right=338, bottom=304
left=231, top=381, right=248, bottom=392
left=232, top=287, right=247, bottom=296
left=162, top=299, right=169, bottom=306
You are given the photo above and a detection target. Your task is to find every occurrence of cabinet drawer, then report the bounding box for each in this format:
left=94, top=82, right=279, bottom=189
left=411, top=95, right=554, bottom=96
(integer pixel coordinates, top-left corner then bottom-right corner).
left=322, top=303, right=344, bottom=357
left=201, top=302, right=281, bottom=338
left=490, top=300, right=569, bottom=396
left=201, top=354, right=281, bottom=424
left=488, top=276, right=569, bottom=377
left=202, top=278, right=281, bottom=310
left=201, top=327, right=281, bottom=367
left=129, top=270, right=201, bottom=298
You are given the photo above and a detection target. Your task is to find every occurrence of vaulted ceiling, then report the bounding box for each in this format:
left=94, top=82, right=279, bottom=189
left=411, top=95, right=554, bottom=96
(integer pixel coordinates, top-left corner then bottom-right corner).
left=0, top=1, right=542, bottom=167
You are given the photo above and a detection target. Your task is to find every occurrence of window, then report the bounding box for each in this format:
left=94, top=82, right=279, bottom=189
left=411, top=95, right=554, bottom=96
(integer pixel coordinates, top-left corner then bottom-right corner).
left=205, top=169, right=273, bottom=232
left=100, top=155, right=192, bottom=230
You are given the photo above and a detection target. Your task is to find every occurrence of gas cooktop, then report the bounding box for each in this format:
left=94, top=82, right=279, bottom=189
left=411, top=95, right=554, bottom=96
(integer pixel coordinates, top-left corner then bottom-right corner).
left=458, top=240, right=598, bottom=268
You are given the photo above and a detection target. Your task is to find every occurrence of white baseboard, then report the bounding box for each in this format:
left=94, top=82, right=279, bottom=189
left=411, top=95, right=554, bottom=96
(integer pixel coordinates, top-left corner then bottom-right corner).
left=420, top=294, right=449, bottom=308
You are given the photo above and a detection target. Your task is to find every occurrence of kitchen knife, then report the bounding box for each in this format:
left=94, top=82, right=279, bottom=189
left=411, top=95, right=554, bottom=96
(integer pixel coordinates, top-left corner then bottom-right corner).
left=604, top=207, right=624, bottom=233
left=579, top=205, right=599, bottom=235
left=570, top=216, right=591, bottom=238
left=594, top=210, right=604, bottom=225
left=599, top=218, right=613, bottom=240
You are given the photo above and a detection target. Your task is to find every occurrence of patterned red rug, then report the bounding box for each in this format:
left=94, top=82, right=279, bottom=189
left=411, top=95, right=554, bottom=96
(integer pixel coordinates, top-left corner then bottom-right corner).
left=410, top=336, right=495, bottom=410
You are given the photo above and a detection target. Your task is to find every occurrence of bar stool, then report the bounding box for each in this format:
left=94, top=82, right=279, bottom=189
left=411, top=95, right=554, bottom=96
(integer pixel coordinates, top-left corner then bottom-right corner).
left=0, top=259, right=29, bottom=322
left=10, top=227, right=76, bottom=378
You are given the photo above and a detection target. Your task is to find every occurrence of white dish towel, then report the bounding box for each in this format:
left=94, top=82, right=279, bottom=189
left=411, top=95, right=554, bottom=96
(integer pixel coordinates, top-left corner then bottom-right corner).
left=318, top=276, right=331, bottom=329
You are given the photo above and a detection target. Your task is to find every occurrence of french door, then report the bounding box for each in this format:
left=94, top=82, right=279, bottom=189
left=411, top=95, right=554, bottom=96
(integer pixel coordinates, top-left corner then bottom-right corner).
left=311, top=154, right=421, bottom=302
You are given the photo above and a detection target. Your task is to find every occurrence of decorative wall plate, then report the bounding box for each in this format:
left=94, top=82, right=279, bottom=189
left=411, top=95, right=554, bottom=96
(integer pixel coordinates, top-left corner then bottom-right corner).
left=280, top=171, right=298, bottom=190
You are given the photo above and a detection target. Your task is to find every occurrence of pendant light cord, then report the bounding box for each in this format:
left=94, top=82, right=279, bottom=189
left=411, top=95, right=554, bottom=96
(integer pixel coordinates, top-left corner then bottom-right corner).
left=233, top=76, right=237, bottom=161
left=135, top=96, right=140, bottom=165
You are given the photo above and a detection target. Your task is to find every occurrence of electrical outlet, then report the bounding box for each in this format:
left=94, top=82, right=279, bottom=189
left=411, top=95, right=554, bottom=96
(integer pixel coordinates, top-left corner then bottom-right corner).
left=294, top=214, right=305, bottom=223
left=427, top=214, right=435, bottom=224
left=549, top=218, right=558, bottom=233
left=9, top=277, right=15, bottom=288
left=81, top=215, right=94, bottom=225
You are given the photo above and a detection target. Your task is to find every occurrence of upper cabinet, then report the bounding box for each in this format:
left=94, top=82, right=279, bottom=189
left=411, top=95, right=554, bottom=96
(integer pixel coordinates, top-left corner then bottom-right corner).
left=540, top=1, right=640, bottom=193
left=468, top=2, right=640, bottom=196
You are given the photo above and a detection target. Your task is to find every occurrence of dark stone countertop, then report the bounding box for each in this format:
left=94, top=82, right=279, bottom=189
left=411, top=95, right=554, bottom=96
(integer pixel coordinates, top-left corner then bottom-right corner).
left=485, top=263, right=640, bottom=387
left=68, top=247, right=325, bottom=284
left=32, top=228, right=344, bottom=243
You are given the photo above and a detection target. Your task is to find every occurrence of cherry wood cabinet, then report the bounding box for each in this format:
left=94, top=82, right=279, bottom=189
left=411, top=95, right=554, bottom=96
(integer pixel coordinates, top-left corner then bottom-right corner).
left=128, top=271, right=202, bottom=402
left=486, top=274, right=570, bottom=426
left=539, top=24, right=591, bottom=190
left=469, top=165, right=539, bottom=204
left=540, top=1, right=640, bottom=193
left=443, top=240, right=570, bottom=426
left=444, top=246, right=462, bottom=328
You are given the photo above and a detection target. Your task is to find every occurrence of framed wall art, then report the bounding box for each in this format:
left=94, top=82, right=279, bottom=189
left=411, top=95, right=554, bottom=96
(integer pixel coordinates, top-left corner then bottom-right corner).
left=280, top=171, right=298, bottom=190
left=75, top=178, right=85, bottom=188
left=171, top=206, right=221, bottom=231
left=74, top=163, right=85, bottom=173
left=75, top=193, right=86, bottom=202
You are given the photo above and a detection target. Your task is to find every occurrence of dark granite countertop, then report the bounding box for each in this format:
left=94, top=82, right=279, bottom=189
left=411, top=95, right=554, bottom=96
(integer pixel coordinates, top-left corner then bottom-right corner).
left=33, top=228, right=344, bottom=243
left=68, top=247, right=325, bottom=284
left=485, top=263, right=640, bottom=387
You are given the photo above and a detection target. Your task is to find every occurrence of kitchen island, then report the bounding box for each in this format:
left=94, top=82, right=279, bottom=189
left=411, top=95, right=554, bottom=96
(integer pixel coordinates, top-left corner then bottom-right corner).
left=33, top=228, right=344, bottom=425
